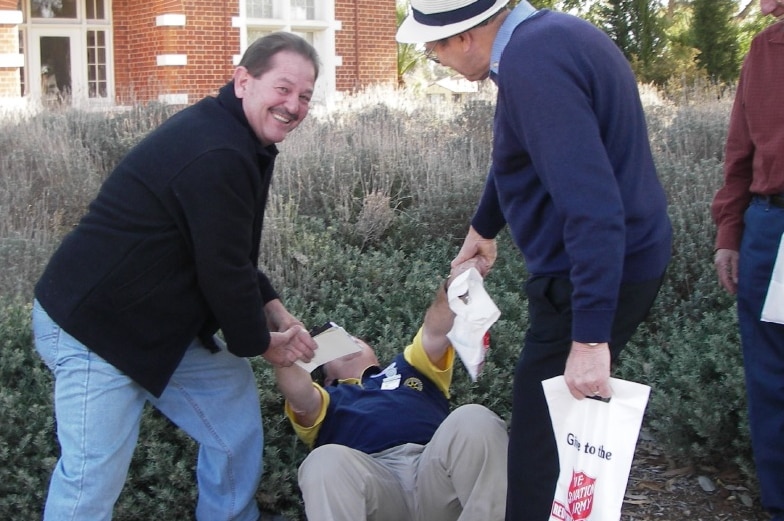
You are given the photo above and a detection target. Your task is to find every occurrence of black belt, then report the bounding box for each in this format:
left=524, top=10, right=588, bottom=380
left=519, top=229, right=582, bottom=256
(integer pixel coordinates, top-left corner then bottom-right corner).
left=755, top=194, right=784, bottom=208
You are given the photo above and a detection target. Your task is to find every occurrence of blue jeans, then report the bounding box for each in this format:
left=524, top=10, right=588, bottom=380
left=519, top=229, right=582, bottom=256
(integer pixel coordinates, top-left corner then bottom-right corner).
left=32, top=300, right=263, bottom=521
left=738, top=199, right=784, bottom=521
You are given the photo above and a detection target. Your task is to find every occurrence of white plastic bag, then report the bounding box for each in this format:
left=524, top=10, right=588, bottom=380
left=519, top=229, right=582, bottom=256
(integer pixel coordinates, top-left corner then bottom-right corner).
left=446, top=267, right=500, bottom=381
left=543, top=376, right=650, bottom=521
left=761, top=232, right=784, bottom=324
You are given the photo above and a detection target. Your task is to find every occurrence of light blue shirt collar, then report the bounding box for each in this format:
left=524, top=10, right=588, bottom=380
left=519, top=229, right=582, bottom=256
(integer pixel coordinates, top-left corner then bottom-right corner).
left=490, top=1, right=538, bottom=78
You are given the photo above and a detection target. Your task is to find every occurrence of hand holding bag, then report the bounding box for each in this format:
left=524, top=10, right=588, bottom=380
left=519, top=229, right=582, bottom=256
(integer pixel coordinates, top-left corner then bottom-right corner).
left=543, top=376, right=651, bottom=521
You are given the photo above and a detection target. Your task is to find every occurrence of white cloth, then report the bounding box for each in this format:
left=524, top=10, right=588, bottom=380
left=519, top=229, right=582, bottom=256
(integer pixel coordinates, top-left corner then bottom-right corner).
left=761, top=232, right=784, bottom=324
left=446, top=268, right=501, bottom=381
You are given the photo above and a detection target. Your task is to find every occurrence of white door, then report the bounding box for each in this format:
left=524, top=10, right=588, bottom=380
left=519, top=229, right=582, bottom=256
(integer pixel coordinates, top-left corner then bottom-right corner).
left=28, top=27, right=111, bottom=107
left=28, top=28, right=79, bottom=105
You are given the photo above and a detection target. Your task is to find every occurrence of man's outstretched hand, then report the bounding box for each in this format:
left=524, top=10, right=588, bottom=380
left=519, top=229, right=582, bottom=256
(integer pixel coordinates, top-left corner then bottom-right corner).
left=263, top=326, right=317, bottom=367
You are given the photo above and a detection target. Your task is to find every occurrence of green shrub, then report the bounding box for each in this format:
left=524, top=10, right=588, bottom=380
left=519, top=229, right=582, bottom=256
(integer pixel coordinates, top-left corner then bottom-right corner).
left=0, top=102, right=176, bottom=298
left=1, top=84, right=760, bottom=518
left=619, top=307, right=750, bottom=463
left=0, top=301, right=53, bottom=519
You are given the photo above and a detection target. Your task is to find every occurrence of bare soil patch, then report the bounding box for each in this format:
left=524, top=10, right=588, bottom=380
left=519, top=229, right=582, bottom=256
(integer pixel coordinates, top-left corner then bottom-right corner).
left=623, top=435, right=771, bottom=521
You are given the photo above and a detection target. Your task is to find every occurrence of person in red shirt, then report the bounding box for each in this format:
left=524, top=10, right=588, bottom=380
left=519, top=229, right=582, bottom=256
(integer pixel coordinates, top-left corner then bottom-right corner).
left=711, top=2, right=784, bottom=519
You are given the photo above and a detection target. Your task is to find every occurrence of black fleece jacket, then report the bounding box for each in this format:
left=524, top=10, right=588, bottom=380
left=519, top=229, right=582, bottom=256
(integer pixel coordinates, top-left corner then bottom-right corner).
left=35, top=81, right=280, bottom=397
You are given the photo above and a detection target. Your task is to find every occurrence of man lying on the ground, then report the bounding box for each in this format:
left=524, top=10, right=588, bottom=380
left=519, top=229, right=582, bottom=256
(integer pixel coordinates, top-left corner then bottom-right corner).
left=275, top=260, right=509, bottom=521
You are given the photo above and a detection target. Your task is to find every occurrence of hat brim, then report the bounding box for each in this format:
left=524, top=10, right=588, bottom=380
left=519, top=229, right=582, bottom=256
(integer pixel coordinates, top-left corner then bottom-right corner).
left=396, top=0, right=509, bottom=44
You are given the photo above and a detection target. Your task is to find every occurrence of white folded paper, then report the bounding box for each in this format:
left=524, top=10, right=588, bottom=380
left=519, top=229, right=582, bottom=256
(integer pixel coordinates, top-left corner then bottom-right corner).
left=761, top=232, right=784, bottom=324
left=296, top=322, right=361, bottom=373
left=446, top=267, right=501, bottom=381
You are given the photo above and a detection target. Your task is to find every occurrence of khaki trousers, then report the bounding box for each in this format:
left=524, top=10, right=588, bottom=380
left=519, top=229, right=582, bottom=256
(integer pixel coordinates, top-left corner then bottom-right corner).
left=298, top=404, right=508, bottom=521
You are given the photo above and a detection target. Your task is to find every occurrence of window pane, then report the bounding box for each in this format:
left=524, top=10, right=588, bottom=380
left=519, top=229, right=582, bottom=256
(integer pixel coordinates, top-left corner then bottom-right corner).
left=30, top=0, right=77, bottom=19
left=19, top=29, right=25, bottom=96
left=291, top=0, right=314, bottom=20
left=86, top=0, right=105, bottom=20
left=40, top=35, right=70, bottom=102
left=247, top=28, right=269, bottom=44
left=247, top=0, right=273, bottom=18
left=86, top=30, right=108, bottom=98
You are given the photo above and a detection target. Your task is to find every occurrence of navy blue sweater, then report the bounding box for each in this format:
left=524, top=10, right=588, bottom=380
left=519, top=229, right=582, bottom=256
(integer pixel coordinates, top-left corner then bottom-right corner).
left=35, top=82, right=280, bottom=396
left=474, top=9, right=672, bottom=342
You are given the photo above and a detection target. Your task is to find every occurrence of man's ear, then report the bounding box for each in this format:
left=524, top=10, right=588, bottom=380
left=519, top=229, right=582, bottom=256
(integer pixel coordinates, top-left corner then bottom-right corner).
left=456, top=29, right=475, bottom=53
left=233, top=66, right=250, bottom=98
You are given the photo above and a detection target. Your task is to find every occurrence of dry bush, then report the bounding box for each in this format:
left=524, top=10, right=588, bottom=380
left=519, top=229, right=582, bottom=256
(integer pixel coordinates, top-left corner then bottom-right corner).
left=0, top=104, right=175, bottom=299
left=1, top=82, right=766, bottom=519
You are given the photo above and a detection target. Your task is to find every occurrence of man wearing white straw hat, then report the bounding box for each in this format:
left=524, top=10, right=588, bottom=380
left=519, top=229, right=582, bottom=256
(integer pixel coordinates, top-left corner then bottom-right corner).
left=398, top=1, right=672, bottom=520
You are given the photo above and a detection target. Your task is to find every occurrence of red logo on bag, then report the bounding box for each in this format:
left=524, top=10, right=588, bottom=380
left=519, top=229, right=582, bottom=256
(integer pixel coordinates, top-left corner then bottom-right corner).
left=551, top=500, right=570, bottom=521
left=551, top=470, right=597, bottom=521
left=567, top=470, right=596, bottom=520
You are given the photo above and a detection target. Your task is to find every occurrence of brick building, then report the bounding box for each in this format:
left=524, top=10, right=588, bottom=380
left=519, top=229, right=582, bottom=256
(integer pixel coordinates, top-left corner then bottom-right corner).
left=0, top=0, right=397, bottom=108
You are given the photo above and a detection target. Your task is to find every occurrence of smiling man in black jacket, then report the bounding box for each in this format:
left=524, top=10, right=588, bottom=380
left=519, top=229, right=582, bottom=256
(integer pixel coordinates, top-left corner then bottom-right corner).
left=31, top=32, right=319, bottom=521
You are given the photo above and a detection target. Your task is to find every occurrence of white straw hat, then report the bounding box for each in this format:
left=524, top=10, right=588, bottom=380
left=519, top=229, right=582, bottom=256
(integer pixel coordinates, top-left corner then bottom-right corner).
left=396, top=0, right=510, bottom=44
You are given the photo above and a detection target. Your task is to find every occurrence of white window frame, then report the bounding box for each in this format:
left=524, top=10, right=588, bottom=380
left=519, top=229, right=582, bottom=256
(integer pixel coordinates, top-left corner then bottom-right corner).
left=21, top=0, right=114, bottom=107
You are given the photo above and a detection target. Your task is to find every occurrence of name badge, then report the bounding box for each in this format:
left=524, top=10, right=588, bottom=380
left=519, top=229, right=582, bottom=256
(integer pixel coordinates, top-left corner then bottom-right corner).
left=381, top=374, right=401, bottom=390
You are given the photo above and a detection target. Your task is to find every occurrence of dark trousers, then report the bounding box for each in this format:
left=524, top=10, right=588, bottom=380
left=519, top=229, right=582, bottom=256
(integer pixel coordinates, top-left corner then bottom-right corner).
left=505, top=274, right=664, bottom=521
left=737, top=199, right=784, bottom=521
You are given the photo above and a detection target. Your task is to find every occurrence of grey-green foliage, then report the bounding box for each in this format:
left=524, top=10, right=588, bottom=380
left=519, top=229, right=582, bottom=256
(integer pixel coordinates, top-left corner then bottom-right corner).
left=618, top=307, right=751, bottom=465
left=616, top=92, right=751, bottom=478
left=0, top=103, right=177, bottom=299
left=0, top=302, right=54, bottom=519
left=0, top=84, right=761, bottom=518
left=0, top=299, right=201, bottom=519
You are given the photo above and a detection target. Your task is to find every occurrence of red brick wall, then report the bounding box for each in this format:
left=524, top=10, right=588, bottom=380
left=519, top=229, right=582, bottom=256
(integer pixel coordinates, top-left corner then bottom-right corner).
left=112, top=0, right=399, bottom=102
left=3, top=0, right=396, bottom=103
left=0, top=0, right=21, bottom=98
left=0, top=28, right=18, bottom=97
left=112, top=0, right=239, bottom=104
left=335, top=0, right=397, bottom=92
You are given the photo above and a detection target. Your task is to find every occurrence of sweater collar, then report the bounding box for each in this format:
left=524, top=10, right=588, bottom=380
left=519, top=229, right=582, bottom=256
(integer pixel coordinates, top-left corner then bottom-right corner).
left=217, top=80, right=279, bottom=157
left=490, top=1, right=539, bottom=79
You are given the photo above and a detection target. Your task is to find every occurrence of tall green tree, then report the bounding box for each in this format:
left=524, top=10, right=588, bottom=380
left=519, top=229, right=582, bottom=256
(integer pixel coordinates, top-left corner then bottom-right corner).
left=527, top=0, right=593, bottom=13
left=690, top=0, right=741, bottom=83
left=594, top=0, right=668, bottom=85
